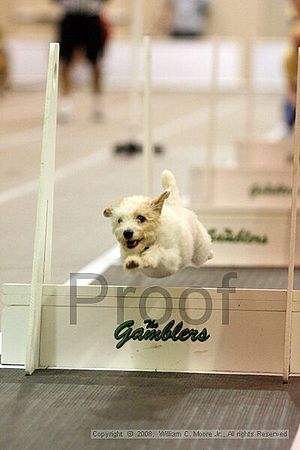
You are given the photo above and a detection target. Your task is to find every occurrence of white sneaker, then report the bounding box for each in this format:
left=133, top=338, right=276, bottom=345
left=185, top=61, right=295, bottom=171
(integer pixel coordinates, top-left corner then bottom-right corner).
left=263, top=121, right=291, bottom=143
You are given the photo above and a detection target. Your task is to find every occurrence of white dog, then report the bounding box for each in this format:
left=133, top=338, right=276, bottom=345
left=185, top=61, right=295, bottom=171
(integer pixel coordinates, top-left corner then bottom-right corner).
left=103, top=170, right=213, bottom=278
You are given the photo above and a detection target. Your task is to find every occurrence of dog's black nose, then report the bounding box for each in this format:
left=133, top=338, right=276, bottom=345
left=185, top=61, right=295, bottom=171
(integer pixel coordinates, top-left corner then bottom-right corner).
left=123, top=230, right=134, bottom=240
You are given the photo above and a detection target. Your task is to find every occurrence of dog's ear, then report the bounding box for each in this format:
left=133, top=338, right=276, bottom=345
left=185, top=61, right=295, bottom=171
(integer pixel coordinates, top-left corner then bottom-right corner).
left=103, top=207, right=113, bottom=218
left=151, top=190, right=170, bottom=214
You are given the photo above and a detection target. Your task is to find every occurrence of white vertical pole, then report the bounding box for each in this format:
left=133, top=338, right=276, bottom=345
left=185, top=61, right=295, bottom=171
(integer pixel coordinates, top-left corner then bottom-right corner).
left=143, top=35, right=153, bottom=197
left=25, top=43, right=59, bottom=375
left=206, top=35, right=219, bottom=206
left=283, top=49, right=300, bottom=383
left=44, top=52, right=59, bottom=283
left=129, top=0, right=144, bottom=139
left=245, top=37, right=255, bottom=142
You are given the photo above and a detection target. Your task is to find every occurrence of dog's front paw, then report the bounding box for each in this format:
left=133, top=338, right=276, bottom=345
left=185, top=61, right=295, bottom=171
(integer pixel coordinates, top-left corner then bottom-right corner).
left=124, top=256, right=141, bottom=271
left=143, top=254, right=158, bottom=269
left=126, top=260, right=139, bottom=269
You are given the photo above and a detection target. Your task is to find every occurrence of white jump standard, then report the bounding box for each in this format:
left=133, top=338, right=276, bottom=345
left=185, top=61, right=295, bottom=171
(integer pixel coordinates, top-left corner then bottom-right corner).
left=25, top=43, right=59, bottom=375
left=1, top=42, right=300, bottom=382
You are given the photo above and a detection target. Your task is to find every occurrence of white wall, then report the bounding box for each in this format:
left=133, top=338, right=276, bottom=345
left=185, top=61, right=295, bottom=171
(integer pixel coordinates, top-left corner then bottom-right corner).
left=7, top=38, right=285, bottom=93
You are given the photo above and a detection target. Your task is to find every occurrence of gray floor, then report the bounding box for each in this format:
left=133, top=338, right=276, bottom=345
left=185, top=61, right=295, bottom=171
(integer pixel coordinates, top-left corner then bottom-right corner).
left=101, top=265, right=300, bottom=289
left=0, top=369, right=299, bottom=450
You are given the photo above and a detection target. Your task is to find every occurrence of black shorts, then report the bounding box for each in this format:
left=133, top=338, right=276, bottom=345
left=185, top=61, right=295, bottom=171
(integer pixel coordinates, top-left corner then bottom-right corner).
left=59, top=13, right=106, bottom=64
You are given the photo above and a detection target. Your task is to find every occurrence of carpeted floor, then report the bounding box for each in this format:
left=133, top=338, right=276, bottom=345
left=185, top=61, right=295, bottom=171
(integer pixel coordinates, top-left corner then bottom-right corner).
left=0, top=369, right=299, bottom=450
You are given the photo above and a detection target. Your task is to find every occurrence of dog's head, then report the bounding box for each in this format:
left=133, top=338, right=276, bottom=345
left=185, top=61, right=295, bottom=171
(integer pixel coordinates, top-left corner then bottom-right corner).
left=103, top=191, right=170, bottom=253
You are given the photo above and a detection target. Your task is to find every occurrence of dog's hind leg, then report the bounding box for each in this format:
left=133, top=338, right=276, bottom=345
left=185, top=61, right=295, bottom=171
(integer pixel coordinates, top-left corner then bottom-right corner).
left=192, top=224, right=213, bottom=266
left=192, top=242, right=213, bottom=266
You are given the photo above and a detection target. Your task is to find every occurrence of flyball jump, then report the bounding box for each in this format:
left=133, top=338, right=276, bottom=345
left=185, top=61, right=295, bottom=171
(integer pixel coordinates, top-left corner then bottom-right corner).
left=1, top=43, right=300, bottom=383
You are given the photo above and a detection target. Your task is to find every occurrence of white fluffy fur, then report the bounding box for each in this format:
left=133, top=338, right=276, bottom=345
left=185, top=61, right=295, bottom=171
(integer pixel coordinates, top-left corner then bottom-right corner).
left=103, top=170, right=213, bottom=278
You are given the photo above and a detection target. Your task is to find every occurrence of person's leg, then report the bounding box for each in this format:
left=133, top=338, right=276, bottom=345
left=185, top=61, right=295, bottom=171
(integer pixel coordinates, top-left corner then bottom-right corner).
left=284, top=98, right=296, bottom=130
left=90, top=62, right=103, bottom=120
left=85, top=16, right=106, bottom=120
left=58, top=14, right=77, bottom=122
left=60, top=60, right=72, bottom=97
left=91, top=61, right=101, bottom=95
left=58, top=60, right=74, bottom=123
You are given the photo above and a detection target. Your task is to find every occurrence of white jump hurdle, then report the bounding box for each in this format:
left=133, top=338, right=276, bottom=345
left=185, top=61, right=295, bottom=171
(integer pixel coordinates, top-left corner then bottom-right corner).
left=236, top=37, right=292, bottom=169
left=2, top=283, right=300, bottom=376
left=1, top=43, right=300, bottom=382
left=236, top=138, right=294, bottom=167
left=190, top=166, right=298, bottom=209
left=189, top=37, right=299, bottom=268
left=192, top=206, right=300, bottom=267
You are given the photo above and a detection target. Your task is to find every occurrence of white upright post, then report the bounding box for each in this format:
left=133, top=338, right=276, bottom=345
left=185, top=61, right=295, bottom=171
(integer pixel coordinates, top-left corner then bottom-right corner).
left=283, top=49, right=300, bottom=383
left=129, top=0, right=144, bottom=139
left=25, top=43, right=59, bottom=375
left=143, top=35, right=153, bottom=197
left=245, top=37, right=255, bottom=142
left=206, top=36, right=219, bottom=206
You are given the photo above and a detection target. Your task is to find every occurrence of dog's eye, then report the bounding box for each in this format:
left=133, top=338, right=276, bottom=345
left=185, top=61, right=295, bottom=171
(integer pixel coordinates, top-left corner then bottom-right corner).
left=117, top=218, right=123, bottom=224
left=137, top=215, right=146, bottom=223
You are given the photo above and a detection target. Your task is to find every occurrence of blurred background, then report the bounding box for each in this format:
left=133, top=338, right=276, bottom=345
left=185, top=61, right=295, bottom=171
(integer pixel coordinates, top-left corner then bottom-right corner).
left=0, top=0, right=287, bottom=38
left=0, top=0, right=299, bottom=297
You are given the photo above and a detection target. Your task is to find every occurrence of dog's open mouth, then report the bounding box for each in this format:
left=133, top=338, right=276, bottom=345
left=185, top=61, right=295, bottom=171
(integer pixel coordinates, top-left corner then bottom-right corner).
left=126, top=239, right=142, bottom=249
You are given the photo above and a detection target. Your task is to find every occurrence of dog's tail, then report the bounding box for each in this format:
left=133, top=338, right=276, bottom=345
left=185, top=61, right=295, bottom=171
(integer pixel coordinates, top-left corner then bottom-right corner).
left=161, top=170, right=181, bottom=205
